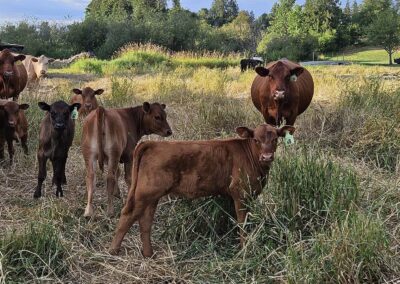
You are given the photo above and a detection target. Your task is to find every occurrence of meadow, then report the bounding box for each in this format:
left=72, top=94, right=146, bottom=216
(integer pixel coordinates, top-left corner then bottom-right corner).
left=0, top=47, right=399, bottom=283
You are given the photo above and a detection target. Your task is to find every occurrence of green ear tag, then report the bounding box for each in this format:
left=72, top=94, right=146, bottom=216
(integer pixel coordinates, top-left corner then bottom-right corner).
left=71, top=107, right=78, bottom=120
left=290, top=74, right=298, bottom=82
left=284, top=131, right=295, bottom=146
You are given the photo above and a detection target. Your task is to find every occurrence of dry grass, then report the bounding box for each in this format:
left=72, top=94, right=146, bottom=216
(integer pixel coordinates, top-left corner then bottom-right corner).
left=0, top=64, right=399, bottom=283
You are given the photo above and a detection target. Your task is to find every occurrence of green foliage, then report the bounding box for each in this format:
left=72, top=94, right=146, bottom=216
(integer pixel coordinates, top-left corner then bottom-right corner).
left=207, top=0, right=239, bottom=27
left=0, top=222, right=68, bottom=282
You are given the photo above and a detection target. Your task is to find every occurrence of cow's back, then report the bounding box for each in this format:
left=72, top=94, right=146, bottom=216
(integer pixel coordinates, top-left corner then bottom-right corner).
left=23, top=55, right=36, bottom=81
left=295, top=68, right=314, bottom=115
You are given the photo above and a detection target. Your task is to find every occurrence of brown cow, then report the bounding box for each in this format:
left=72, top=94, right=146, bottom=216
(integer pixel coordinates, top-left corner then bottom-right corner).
left=110, top=124, right=295, bottom=257
left=251, top=59, right=314, bottom=126
left=70, top=87, right=104, bottom=118
left=33, top=101, right=81, bottom=198
left=81, top=102, right=172, bottom=217
left=0, top=100, right=29, bottom=165
left=0, top=49, right=27, bottom=101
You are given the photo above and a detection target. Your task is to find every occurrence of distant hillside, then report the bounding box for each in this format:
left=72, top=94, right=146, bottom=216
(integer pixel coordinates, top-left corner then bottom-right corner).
left=326, top=48, right=400, bottom=65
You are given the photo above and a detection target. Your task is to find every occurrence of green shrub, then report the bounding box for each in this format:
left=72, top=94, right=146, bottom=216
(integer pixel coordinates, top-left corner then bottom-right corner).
left=0, top=222, right=68, bottom=282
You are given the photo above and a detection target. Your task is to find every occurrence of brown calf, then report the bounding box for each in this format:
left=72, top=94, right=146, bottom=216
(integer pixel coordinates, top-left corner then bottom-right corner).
left=81, top=102, right=172, bottom=217
left=251, top=59, right=314, bottom=125
left=0, top=49, right=27, bottom=101
left=33, top=101, right=81, bottom=198
left=110, top=124, right=295, bottom=257
left=0, top=100, right=29, bottom=165
left=70, top=87, right=104, bottom=118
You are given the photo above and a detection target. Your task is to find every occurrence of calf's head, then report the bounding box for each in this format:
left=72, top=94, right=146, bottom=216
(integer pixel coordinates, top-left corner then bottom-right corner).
left=236, top=124, right=295, bottom=164
left=30, top=55, right=55, bottom=78
left=38, top=101, right=81, bottom=131
left=0, top=101, right=29, bottom=128
left=142, top=102, right=172, bottom=137
left=0, top=49, right=25, bottom=79
left=255, top=61, right=303, bottom=101
left=72, top=87, right=103, bottom=112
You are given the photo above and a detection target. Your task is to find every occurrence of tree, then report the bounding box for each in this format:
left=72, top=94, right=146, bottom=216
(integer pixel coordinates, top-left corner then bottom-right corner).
left=86, top=0, right=133, bottom=21
left=172, top=0, right=181, bottom=9
left=367, top=8, right=400, bottom=65
left=208, top=0, right=239, bottom=27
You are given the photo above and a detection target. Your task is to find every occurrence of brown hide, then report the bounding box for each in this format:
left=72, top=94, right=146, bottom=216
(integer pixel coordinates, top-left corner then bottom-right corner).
left=110, top=124, right=295, bottom=257
left=0, top=100, right=29, bottom=164
left=81, top=102, right=172, bottom=217
left=0, top=49, right=27, bottom=101
left=251, top=59, right=314, bottom=125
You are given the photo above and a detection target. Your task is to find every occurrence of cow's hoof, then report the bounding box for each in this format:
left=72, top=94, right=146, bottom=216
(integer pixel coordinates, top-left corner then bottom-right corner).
left=84, top=206, right=94, bottom=218
left=109, top=247, right=120, bottom=255
left=33, top=191, right=41, bottom=199
left=141, top=249, right=155, bottom=259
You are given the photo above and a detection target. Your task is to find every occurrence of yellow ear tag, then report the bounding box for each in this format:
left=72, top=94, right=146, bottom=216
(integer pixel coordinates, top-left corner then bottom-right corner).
left=284, top=131, right=295, bottom=146
left=71, top=107, right=79, bottom=120
left=290, top=74, right=298, bottom=82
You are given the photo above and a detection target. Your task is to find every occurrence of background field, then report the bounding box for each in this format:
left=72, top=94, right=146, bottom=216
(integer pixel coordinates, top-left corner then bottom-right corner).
left=0, top=48, right=399, bottom=283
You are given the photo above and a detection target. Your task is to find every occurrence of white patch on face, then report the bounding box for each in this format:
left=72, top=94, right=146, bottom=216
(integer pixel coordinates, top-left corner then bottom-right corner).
left=33, top=56, right=50, bottom=78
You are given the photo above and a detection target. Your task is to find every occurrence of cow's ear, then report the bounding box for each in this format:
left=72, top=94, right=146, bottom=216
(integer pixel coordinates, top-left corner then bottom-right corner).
left=14, top=54, right=26, bottom=62
left=255, top=66, right=269, bottom=77
left=19, top=104, right=29, bottom=110
left=48, top=58, right=55, bottom=63
left=143, top=102, right=151, bottom=113
left=277, top=125, right=295, bottom=137
left=236, top=127, right=254, bottom=138
left=31, top=57, right=38, bottom=63
left=70, top=103, right=81, bottom=112
left=161, top=103, right=166, bottom=110
left=94, top=89, right=104, bottom=95
left=38, top=102, right=50, bottom=112
left=72, top=88, right=82, bottom=95
left=291, top=67, right=304, bottom=77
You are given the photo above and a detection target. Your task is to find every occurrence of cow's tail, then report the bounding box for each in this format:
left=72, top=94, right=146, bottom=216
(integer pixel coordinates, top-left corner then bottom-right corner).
left=97, top=106, right=105, bottom=172
left=123, top=142, right=148, bottom=213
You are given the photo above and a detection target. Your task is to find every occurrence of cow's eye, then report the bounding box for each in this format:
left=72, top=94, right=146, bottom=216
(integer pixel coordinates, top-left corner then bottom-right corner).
left=155, top=116, right=161, bottom=121
left=254, top=139, right=260, bottom=144
left=50, top=111, right=56, bottom=116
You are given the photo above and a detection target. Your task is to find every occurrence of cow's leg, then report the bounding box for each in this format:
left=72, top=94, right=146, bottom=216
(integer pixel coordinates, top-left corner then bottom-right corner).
left=52, top=158, right=65, bottom=198
left=139, top=200, right=159, bottom=258
left=84, top=158, right=96, bottom=217
left=20, top=134, right=28, bottom=155
left=34, top=151, right=47, bottom=198
left=124, top=161, right=133, bottom=188
left=106, top=157, right=119, bottom=216
left=233, top=198, right=248, bottom=247
left=7, top=138, right=14, bottom=166
left=61, top=155, right=67, bottom=185
left=113, top=166, right=121, bottom=198
left=109, top=199, right=148, bottom=255
left=0, top=136, right=5, bottom=162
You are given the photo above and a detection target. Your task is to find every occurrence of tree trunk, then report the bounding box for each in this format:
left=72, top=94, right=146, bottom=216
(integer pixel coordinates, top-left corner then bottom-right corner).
left=389, top=50, right=393, bottom=65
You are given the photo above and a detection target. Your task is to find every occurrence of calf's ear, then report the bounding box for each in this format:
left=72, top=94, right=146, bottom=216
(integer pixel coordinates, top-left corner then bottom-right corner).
left=277, top=125, right=295, bottom=137
left=290, top=67, right=304, bottom=77
left=236, top=127, right=254, bottom=138
left=143, top=102, right=151, bottom=113
left=19, top=104, right=29, bottom=110
left=255, top=66, right=269, bottom=77
left=94, top=89, right=104, bottom=95
left=72, top=88, right=82, bottom=95
left=38, top=102, right=50, bottom=112
left=31, top=57, right=38, bottom=63
left=161, top=103, right=166, bottom=109
left=48, top=58, right=55, bottom=63
left=14, top=54, right=26, bottom=62
left=70, top=103, right=81, bottom=112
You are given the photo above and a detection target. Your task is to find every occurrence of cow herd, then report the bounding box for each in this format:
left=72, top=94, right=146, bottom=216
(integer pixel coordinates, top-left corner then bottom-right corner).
left=0, top=48, right=314, bottom=258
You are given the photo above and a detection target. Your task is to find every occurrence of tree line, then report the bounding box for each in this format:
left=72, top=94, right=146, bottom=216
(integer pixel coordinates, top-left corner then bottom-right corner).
left=1, top=0, right=399, bottom=64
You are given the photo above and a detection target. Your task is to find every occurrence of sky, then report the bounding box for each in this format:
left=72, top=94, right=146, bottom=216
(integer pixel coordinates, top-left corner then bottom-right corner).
left=0, top=0, right=309, bottom=24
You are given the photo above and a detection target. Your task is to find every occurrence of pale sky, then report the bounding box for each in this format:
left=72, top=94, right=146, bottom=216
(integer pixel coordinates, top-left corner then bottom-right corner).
left=0, top=0, right=308, bottom=24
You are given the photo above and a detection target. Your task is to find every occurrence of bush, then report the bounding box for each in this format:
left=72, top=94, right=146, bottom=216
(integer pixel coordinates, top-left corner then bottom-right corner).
left=257, top=33, right=317, bottom=62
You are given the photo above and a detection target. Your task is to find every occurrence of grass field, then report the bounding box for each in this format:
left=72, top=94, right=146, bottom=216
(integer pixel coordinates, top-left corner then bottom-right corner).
left=0, top=48, right=399, bottom=283
left=326, top=47, right=400, bottom=65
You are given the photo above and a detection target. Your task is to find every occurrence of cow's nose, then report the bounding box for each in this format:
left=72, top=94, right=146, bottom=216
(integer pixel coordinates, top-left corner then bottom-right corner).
left=54, top=123, right=65, bottom=129
left=4, top=71, right=13, bottom=77
left=166, top=129, right=172, bottom=136
left=260, top=153, right=274, bottom=162
left=274, top=90, right=285, bottom=100
left=8, top=121, right=15, bottom=127
left=84, top=103, right=92, bottom=109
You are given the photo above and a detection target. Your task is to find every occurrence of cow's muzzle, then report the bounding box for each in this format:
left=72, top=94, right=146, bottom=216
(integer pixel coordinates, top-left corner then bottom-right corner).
left=3, top=71, right=13, bottom=78
left=8, top=121, right=15, bottom=128
left=164, top=129, right=172, bottom=137
left=84, top=103, right=92, bottom=110
left=259, top=153, right=274, bottom=163
left=54, top=123, right=65, bottom=130
left=273, top=90, right=285, bottom=101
